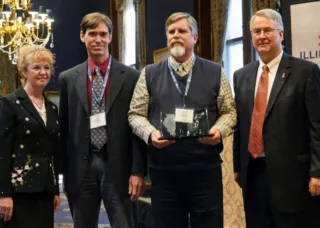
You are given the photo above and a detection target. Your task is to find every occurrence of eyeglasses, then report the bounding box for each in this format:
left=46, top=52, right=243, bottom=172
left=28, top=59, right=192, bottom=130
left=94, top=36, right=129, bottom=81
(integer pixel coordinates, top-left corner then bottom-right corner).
left=30, top=65, right=51, bottom=72
left=251, top=28, right=281, bottom=37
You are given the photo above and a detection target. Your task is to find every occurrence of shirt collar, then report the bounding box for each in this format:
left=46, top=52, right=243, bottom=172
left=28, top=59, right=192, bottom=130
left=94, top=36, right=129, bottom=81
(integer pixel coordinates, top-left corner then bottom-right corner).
left=88, top=56, right=110, bottom=76
left=259, top=51, right=283, bottom=74
left=169, top=53, right=195, bottom=74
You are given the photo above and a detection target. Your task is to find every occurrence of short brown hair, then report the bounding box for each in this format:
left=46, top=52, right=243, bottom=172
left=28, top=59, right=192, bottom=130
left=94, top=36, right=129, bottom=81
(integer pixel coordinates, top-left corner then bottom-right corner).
left=165, top=12, right=198, bottom=36
left=80, top=12, right=113, bottom=34
left=17, top=45, right=55, bottom=86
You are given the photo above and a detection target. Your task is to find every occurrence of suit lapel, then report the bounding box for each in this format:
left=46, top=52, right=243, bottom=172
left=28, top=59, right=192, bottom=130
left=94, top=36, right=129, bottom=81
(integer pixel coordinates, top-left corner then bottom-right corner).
left=106, top=60, right=126, bottom=114
left=75, top=61, right=89, bottom=115
left=246, top=61, right=259, bottom=120
left=265, top=53, right=291, bottom=118
left=16, top=87, right=47, bottom=131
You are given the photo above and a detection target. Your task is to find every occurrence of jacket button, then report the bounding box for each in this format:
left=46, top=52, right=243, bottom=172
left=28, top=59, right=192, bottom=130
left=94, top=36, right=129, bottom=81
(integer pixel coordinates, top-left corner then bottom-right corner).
left=84, top=156, right=87, bottom=160
left=84, top=136, right=89, bottom=140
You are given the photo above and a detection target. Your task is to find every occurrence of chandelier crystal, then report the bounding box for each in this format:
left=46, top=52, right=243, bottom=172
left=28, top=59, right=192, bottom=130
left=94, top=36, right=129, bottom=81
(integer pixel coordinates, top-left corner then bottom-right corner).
left=0, top=0, right=54, bottom=64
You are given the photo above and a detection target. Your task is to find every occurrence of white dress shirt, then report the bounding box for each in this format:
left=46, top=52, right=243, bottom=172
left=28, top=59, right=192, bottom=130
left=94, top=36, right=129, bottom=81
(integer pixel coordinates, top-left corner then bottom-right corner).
left=255, top=51, right=283, bottom=100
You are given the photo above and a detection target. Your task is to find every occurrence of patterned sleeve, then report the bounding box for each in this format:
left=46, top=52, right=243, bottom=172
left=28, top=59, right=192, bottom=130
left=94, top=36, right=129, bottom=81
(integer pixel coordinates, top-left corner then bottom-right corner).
left=213, top=68, right=237, bottom=138
left=128, top=68, right=157, bottom=144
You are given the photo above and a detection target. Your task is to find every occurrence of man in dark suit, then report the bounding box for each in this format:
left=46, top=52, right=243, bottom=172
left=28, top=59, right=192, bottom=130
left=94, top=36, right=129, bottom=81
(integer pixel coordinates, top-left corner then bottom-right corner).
left=59, top=12, right=146, bottom=228
left=233, top=9, right=320, bottom=228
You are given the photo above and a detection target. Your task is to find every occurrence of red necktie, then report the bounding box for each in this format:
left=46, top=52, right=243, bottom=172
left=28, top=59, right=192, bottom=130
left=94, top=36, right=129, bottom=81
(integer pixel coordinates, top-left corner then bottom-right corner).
left=248, top=65, right=269, bottom=158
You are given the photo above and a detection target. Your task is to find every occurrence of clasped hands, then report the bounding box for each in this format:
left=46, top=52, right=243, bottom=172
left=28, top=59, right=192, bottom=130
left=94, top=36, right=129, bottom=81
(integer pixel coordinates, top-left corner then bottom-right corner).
left=150, top=127, right=221, bottom=149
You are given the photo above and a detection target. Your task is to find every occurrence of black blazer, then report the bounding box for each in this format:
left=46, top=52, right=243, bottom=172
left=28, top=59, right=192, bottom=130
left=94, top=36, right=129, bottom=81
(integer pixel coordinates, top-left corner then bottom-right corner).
left=233, top=53, right=320, bottom=213
left=59, top=60, right=147, bottom=198
left=0, top=87, right=60, bottom=197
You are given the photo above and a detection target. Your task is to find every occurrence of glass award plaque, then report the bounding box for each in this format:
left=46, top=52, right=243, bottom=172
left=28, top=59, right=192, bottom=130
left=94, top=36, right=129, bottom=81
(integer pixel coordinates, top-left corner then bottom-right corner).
left=159, top=108, right=212, bottom=140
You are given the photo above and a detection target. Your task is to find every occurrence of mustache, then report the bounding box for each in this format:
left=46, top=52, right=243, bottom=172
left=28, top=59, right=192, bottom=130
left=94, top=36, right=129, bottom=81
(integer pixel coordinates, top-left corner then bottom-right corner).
left=170, top=40, right=183, bottom=46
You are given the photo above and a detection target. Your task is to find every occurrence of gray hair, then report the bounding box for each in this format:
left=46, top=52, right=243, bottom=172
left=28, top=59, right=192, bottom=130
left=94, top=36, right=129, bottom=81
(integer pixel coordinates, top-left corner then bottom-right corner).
left=250, top=9, right=283, bottom=31
left=165, top=12, right=198, bottom=36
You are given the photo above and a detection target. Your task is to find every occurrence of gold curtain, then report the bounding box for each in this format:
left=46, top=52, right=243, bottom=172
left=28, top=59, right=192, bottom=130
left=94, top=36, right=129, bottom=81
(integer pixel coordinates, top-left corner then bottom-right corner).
left=221, top=135, right=246, bottom=228
left=115, top=0, right=125, bottom=63
left=134, top=0, right=146, bottom=69
left=210, top=0, right=228, bottom=63
left=252, top=0, right=277, bottom=13
left=0, top=52, right=16, bottom=96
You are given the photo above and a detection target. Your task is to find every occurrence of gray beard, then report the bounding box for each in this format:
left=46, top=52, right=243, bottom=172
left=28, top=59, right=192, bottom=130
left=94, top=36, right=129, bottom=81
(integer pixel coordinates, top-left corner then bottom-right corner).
left=169, top=46, right=185, bottom=58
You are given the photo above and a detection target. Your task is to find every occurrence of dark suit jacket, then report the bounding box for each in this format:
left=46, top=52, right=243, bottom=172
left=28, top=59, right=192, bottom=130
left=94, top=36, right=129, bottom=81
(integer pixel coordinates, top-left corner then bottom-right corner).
left=0, top=87, right=60, bottom=197
left=59, top=59, right=147, bottom=198
left=233, top=53, right=320, bottom=213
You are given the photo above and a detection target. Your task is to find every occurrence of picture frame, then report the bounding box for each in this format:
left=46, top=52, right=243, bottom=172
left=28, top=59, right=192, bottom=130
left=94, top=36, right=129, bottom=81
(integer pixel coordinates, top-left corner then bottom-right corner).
left=44, top=91, right=60, bottom=109
left=153, top=47, right=170, bottom=63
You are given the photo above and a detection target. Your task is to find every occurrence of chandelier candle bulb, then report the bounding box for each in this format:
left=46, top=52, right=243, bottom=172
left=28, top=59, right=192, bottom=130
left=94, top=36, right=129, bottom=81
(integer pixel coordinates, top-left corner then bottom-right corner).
left=29, top=3, right=38, bottom=18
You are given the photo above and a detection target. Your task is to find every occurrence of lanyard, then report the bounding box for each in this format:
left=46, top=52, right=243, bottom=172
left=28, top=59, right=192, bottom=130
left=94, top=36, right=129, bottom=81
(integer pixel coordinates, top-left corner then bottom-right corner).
left=167, top=57, right=195, bottom=108
left=88, top=56, right=112, bottom=105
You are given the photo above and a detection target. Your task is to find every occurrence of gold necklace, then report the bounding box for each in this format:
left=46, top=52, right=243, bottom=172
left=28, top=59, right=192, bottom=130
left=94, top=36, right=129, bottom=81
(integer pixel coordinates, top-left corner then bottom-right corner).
left=30, top=97, right=44, bottom=109
left=34, top=103, right=46, bottom=117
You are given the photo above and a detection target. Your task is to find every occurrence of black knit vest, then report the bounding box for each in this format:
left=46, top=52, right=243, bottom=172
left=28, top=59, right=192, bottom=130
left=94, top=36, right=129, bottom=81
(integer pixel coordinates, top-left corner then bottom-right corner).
left=146, top=57, right=224, bottom=170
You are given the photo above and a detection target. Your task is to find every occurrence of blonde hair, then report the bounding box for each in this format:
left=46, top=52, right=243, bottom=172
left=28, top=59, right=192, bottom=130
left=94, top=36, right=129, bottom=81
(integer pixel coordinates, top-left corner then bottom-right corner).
left=165, top=12, right=198, bottom=36
left=250, top=9, right=284, bottom=31
left=17, top=45, right=55, bottom=86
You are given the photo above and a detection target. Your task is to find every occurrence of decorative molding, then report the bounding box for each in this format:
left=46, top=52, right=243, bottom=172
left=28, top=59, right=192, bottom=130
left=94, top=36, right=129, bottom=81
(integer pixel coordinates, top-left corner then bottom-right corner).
left=135, top=0, right=146, bottom=69
left=115, top=0, right=125, bottom=12
left=108, top=0, right=119, bottom=60
left=194, top=0, right=212, bottom=60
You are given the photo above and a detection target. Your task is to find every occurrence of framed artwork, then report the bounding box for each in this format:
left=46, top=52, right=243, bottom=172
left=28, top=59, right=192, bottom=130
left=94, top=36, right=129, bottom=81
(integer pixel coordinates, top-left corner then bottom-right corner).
left=281, top=0, right=319, bottom=57
left=153, top=47, right=170, bottom=63
left=45, top=91, right=60, bottom=109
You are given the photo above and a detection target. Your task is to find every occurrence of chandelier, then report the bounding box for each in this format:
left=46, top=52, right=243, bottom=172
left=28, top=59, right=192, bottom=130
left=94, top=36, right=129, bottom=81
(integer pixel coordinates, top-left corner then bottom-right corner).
left=0, top=0, right=54, bottom=64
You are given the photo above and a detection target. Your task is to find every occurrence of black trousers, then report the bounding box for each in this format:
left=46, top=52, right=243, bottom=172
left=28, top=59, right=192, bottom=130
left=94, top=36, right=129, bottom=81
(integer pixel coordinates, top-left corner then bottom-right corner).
left=67, top=152, right=133, bottom=228
left=2, top=191, right=54, bottom=228
left=149, top=166, right=223, bottom=228
left=245, top=157, right=320, bottom=228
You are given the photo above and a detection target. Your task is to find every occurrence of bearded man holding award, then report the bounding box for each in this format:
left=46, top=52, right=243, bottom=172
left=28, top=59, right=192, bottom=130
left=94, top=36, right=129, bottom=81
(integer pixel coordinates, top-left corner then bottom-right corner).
left=128, top=12, right=237, bottom=228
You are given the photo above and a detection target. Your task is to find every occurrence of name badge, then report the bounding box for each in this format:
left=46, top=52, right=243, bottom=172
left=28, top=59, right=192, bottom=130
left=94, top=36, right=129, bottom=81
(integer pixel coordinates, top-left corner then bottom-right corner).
left=90, top=112, right=106, bottom=129
left=175, top=108, right=194, bottom=123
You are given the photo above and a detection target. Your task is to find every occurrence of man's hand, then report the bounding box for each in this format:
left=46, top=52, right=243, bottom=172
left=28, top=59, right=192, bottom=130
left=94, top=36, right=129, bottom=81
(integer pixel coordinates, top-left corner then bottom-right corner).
left=309, top=177, right=320, bottom=196
left=151, top=130, right=175, bottom=149
left=199, top=128, right=221, bottom=145
left=234, top=172, right=241, bottom=187
left=0, top=197, right=13, bottom=221
left=54, top=195, right=61, bottom=213
left=128, top=173, right=145, bottom=201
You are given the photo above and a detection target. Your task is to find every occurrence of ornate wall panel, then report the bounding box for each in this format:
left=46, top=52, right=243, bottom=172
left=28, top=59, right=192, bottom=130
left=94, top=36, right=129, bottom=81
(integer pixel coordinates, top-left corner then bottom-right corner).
left=221, top=135, right=246, bottom=227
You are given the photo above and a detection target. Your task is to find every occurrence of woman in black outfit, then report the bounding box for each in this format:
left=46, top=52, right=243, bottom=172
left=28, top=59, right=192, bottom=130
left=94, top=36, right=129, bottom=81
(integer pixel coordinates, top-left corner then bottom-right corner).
left=0, top=45, right=61, bottom=228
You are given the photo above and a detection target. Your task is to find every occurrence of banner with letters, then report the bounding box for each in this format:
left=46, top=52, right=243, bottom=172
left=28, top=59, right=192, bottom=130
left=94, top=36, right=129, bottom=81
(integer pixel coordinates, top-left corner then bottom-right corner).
left=290, top=1, right=320, bottom=66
